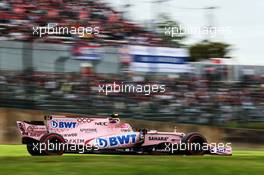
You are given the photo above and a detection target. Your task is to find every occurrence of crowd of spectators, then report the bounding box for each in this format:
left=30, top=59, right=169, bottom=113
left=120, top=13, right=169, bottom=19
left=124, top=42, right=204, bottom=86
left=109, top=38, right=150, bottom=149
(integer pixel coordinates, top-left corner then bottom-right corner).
left=0, top=70, right=264, bottom=127
left=0, top=0, right=163, bottom=45
left=0, top=0, right=263, bottom=128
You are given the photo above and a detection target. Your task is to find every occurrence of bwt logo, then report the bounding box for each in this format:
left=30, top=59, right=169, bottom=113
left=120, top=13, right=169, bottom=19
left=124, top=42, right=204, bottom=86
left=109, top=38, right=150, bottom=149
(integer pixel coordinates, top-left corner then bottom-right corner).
left=51, top=121, right=77, bottom=129
left=96, top=134, right=137, bottom=148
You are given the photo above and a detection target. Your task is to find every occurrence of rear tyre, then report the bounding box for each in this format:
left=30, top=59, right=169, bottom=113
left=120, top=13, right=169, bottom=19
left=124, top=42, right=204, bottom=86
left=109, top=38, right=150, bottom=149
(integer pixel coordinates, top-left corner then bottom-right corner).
left=182, top=132, right=207, bottom=155
left=40, top=133, right=65, bottom=156
left=27, top=142, right=44, bottom=156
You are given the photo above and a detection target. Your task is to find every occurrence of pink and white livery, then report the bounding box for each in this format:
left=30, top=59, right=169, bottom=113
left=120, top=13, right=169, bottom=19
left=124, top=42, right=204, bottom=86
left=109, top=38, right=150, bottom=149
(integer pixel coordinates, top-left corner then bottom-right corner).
left=16, top=114, right=232, bottom=156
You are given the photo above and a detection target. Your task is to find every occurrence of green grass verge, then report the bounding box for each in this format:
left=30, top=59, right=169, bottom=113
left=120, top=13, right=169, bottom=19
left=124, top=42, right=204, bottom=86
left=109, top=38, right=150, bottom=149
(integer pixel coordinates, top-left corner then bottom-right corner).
left=0, top=145, right=263, bottom=175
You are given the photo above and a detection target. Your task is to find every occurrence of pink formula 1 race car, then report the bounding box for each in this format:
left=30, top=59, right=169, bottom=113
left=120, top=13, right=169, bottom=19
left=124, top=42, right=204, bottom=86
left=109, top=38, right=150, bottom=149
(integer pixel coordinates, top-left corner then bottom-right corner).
left=17, top=114, right=232, bottom=156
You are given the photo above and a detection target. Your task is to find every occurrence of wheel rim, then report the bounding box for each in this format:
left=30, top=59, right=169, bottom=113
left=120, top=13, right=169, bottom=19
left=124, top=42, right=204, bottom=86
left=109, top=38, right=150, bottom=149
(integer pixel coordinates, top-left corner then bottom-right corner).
left=43, top=135, right=64, bottom=155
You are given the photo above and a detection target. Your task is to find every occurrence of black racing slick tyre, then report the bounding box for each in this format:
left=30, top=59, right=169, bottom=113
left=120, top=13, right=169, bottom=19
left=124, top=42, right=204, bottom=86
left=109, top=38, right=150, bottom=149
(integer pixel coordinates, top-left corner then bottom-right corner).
left=40, top=133, right=65, bottom=156
left=27, top=141, right=44, bottom=156
left=182, top=132, right=207, bottom=155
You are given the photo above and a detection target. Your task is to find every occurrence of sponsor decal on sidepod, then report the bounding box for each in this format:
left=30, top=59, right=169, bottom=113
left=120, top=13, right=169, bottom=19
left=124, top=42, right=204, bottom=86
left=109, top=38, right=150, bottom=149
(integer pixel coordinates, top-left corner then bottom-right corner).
left=51, top=121, right=77, bottom=129
left=96, top=133, right=137, bottom=148
left=148, top=136, right=169, bottom=141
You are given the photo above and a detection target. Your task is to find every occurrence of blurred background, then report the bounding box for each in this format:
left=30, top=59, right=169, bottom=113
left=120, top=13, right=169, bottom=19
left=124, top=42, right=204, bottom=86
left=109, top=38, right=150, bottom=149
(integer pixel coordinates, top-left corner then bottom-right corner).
left=0, top=0, right=263, bottom=146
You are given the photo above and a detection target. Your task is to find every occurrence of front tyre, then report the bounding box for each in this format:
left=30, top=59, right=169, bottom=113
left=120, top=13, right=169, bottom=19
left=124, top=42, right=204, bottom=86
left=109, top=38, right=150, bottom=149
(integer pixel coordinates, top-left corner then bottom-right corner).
left=182, top=132, right=207, bottom=155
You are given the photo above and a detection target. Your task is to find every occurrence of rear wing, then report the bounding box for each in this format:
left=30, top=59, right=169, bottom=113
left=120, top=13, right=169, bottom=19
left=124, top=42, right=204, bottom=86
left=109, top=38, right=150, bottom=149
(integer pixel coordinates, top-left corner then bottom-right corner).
left=17, top=121, right=47, bottom=142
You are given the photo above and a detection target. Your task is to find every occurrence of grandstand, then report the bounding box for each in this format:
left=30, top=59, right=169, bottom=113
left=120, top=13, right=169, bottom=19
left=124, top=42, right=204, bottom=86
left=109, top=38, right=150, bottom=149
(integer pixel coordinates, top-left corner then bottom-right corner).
left=0, top=0, right=162, bottom=45
left=0, top=0, right=263, bottom=129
